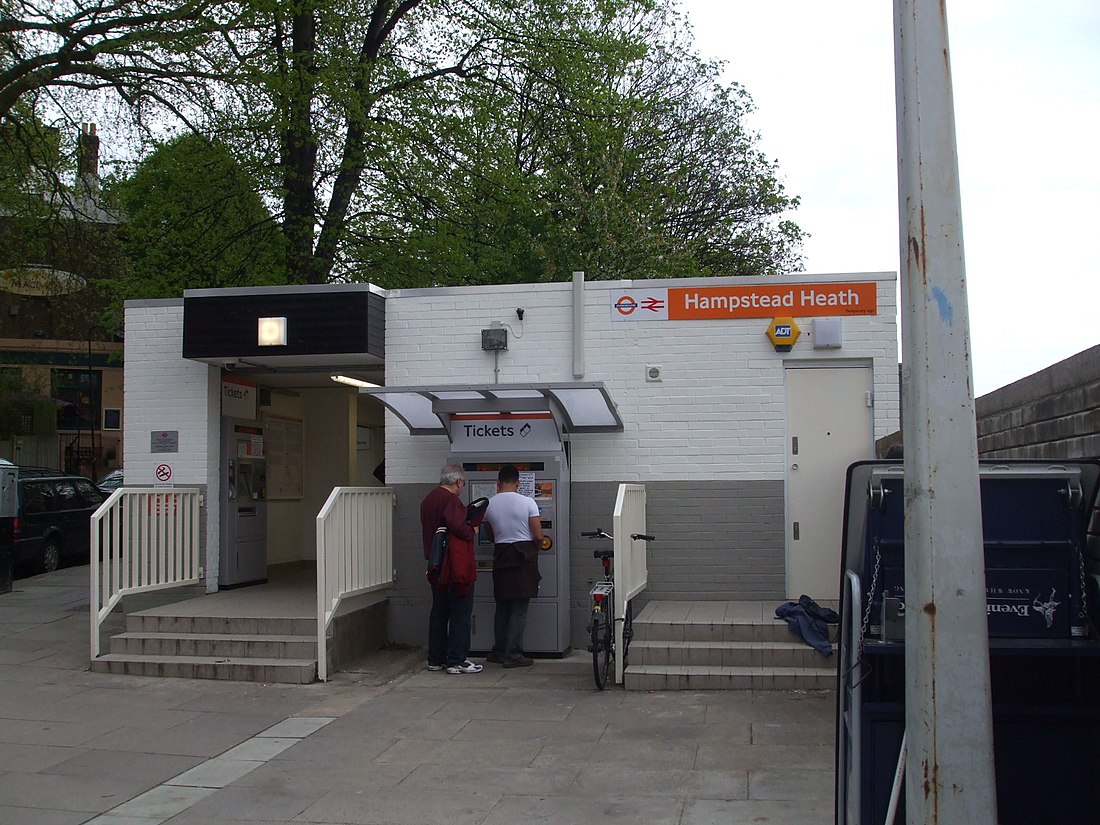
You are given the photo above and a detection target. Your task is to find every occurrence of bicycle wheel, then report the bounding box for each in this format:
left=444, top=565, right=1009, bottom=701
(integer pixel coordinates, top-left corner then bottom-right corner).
left=591, top=606, right=613, bottom=690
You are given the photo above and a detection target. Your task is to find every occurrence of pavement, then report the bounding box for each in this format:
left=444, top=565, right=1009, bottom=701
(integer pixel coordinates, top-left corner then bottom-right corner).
left=0, top=566, right=837, bottom=824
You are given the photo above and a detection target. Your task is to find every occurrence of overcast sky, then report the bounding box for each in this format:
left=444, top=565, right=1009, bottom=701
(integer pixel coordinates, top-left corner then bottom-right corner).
left=678, top=0, right=1099, bottom=396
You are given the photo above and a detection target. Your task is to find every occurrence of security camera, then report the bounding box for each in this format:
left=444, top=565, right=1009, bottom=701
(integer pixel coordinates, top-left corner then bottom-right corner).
left=223, top=359, right=238, bottom=372
left=516, top=308, right=525, bottom=321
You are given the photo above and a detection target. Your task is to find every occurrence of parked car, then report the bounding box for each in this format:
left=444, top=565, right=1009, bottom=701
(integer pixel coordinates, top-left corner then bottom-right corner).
left=97, top=469, right=124, bottom=494
left=11, top=467, right=105, bottom=574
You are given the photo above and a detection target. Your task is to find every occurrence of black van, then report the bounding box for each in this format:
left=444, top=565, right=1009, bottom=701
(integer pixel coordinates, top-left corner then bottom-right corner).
left=12, top=467, right=105, bottom=573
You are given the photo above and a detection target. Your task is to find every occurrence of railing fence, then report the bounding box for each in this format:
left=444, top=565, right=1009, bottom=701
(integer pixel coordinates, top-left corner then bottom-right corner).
left=90, top=488, right=203, bottom=659
left=613, top=483, right=648, bottom=684
left=316, top=487, right=395, bottom=681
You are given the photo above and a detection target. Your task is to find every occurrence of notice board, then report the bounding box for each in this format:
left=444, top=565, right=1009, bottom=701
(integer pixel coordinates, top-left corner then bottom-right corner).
left=263, top=414, right=303, bottom=499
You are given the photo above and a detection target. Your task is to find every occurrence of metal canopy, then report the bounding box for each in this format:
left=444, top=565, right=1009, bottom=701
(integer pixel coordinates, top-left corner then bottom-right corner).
left=363, top=382, right=622, bottom=437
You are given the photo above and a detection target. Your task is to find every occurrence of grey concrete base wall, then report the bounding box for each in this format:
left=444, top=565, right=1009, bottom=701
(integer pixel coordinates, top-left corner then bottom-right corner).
left=569, top=481, right=785, bottom=648
left=120, top=584, right=207, bottom=614
left=975, top=345, right=1100, bottom=459
left=387, top=482, right=438, bottom=649
left=386, top=479, right=786, bottom=652
left=329, top=599, right=387, bottom=672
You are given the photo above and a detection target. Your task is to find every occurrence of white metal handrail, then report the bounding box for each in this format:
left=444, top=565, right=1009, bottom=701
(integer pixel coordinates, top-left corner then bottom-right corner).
left=316, top=487, right=395, bottom=681
left=837, top=569, right=864, bottom=825
left=90, top=487, right=203, bottom=659
left=613, top=483, right=648, bottom=684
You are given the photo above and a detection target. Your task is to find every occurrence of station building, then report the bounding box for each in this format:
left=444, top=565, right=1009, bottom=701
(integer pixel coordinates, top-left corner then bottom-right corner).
left=122, top=271, right=898, bottom=651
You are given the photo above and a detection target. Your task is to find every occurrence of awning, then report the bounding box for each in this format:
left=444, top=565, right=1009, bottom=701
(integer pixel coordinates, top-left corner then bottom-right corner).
left=363, top=382, right=622, bottom=437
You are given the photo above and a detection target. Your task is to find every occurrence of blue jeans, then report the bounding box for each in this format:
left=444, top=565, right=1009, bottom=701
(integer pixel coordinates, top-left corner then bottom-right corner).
left=493, top=598, right=530, bottom=662
left=428, top=586, right=474, bottom=667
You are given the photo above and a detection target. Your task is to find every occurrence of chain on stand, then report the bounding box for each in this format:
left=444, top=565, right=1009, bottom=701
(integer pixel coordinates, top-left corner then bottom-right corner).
left=1076, top=542, right=1088, bottom=634
left=858, top=538, right=882, bottom=657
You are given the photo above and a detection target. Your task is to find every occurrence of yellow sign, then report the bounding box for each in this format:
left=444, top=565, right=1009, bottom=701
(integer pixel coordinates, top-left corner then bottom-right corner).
left=766, top=317, right=800, bottom=352
left=0, top=266, right=85, bottom=296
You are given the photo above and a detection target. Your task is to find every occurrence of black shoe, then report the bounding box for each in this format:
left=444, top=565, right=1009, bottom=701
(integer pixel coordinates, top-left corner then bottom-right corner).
left=503, top=656, right=534, bottom=668
left=485, top=651, right=503, bottom=664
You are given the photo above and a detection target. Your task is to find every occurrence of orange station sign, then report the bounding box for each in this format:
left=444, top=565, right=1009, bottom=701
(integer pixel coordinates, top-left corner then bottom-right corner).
left=612, top=282, right=877, bottom=321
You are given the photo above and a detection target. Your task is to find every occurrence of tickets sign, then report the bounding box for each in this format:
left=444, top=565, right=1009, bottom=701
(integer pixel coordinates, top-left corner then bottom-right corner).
left=612, top=282, right=877, bottom=321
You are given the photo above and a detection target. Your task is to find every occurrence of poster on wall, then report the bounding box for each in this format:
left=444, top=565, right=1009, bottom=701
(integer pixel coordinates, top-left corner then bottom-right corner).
left=263, top=414, right=303, bottom=499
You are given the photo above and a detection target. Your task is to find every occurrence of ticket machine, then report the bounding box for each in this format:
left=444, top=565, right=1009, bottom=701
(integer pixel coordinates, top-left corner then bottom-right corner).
left=365, top=383, right=624, bottom=656
left=219, top=418, right=268, bottom=586
left=448, top=413, right=569, bottom=653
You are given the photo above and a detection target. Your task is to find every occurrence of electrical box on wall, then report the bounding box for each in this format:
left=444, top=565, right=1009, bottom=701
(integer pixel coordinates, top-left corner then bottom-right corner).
left=814, top=317, right=843, bottom=349
left=481, top=328, right=508, bottom=351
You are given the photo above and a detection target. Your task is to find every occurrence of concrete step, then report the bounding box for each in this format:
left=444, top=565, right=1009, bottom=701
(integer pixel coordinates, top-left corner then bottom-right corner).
left=108, top=631, right=318, bottom=660
left=628, top=639, right=836, bottom=670
left=632, top=616, right=836, bottom=644
left=621, top=600, right=840, bottom=691
left=89, top=652, right=316, bottom=684
left=125, top=613, right=315, bottom=636
left=624, top=663, right=838, bottom=692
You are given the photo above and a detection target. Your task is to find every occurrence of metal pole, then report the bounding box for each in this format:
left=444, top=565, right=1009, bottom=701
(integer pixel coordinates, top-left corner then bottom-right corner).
left=893, top=1, right=998, bottom=823
left=87, top=332, right=97, bottom=483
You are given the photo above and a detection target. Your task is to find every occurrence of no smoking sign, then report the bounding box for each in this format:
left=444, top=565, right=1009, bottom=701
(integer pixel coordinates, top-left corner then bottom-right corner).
left=154, top=464, right=173, bottom=486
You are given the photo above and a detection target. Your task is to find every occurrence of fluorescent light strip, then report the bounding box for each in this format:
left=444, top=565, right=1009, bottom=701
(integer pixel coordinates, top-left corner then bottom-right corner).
left=331, top=375, right=379, bottom=388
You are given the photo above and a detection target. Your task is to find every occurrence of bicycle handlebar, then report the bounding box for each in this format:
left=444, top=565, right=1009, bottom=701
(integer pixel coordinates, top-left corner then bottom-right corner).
left=582, top=529, right=656, bottom=542
left=581, top=529, right=613, bottom=540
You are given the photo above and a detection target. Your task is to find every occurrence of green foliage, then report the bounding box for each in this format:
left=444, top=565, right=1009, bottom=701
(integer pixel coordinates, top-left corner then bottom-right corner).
left=0, top=107, right=66, bottom=218
left=346, top=2, right=804, bottom=286
left=104, top=135, right=287, bottom=300
left=7, top=0, right=804, bottom=291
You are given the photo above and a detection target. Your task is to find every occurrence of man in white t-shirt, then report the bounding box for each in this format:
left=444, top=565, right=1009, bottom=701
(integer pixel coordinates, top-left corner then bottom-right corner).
left=483, top=465, right=544, bottom=667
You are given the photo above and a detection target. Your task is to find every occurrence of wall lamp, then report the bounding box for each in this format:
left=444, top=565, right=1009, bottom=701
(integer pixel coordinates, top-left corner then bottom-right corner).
left=258, top=316, right=287, bottom=346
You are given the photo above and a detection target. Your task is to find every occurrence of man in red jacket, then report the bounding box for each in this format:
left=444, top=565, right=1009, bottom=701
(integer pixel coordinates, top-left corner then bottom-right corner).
left=420, top=465, right=483, bottom=674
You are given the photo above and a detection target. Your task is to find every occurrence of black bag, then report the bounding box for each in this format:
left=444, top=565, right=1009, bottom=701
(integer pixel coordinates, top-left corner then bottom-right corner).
left=426, top=526, right=448, bottom=582
left=799, top=594, right=840, bottom=624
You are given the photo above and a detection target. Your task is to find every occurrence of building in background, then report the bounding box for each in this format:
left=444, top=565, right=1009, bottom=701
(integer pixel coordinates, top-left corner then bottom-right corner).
left=0, top=123, right=124, bottom=479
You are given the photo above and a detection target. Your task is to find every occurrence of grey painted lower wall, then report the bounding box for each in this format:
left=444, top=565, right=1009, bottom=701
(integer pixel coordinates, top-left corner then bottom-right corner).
left=386, top=479, right=786, bottom=652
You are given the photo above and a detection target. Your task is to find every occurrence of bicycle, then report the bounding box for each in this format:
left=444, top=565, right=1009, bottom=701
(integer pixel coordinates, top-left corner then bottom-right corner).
left=582, top=528, right=655, bottom=690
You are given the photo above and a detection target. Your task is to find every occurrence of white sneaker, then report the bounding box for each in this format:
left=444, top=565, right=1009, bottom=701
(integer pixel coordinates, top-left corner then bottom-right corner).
left=426, top=663, right=444, bottom=671
left=446, top=660, right=484, bottom=674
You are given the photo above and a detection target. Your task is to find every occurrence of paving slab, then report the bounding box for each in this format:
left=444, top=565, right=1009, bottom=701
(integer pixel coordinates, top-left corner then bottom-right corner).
left=0, top=565, right=839, bottom=825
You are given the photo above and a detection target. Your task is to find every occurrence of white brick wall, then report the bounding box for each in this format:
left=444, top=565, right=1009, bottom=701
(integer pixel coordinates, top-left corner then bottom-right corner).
left=124, top=300, right=221, bottom=587
left=384, top=273, right=900, bottom=483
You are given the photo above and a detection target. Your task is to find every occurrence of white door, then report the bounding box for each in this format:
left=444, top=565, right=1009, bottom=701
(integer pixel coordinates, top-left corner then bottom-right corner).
left=786, top=367, right=873, bottom=599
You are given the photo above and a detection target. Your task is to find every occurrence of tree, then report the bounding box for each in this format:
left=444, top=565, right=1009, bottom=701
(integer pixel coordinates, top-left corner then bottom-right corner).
left=205, top=0, right=654, bottom=284
left=105, top=134, right=286, bottom=300
left=7, top=0, right=804, bottom=289
left=1, top=110, right=123, bottom=341
left=0, top=0, right=244, bottom=122
left=344, top=4, right=803, bottom=286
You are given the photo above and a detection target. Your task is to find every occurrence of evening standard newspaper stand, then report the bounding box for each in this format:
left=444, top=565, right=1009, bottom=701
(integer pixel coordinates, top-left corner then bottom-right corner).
left=835, top=460, right=1100, bottom=825
left=365, top=383, right=623, bottom=656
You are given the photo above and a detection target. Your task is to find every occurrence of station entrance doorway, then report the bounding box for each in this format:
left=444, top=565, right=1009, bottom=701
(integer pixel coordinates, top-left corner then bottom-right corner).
left=365, top=383, right=623, bottom=655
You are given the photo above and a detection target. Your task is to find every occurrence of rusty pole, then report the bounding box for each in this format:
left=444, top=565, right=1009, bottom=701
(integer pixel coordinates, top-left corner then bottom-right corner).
left=893, top=1, right=998, bottom=822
